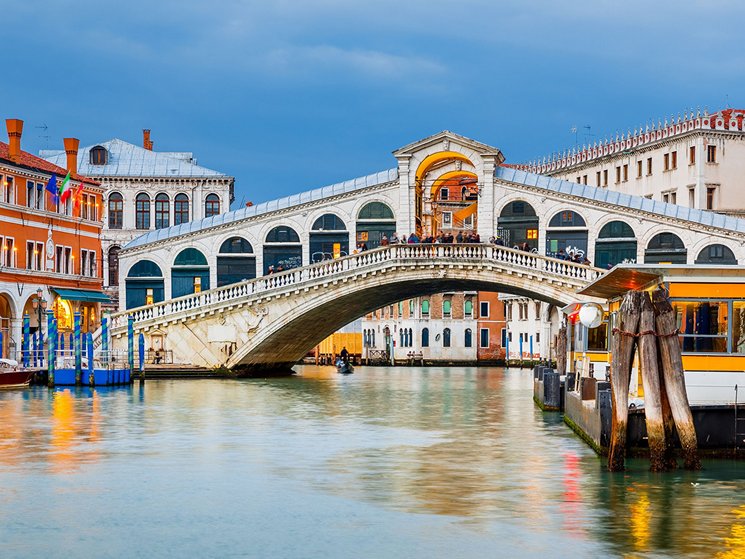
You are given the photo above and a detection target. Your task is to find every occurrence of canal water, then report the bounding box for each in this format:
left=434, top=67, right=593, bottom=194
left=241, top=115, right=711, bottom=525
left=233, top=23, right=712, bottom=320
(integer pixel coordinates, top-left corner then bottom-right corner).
left=1, top=366, right=743, bottom=558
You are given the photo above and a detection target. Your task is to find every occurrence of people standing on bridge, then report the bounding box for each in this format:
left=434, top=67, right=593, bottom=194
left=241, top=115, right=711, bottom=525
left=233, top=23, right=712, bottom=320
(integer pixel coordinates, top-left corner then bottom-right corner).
left=456, top=231, right=464, bottom=243
left=391, top=233, right=400, bottom=244
left=407, top=232, right=420, bottom=244
left=381, top=234, right=389, bottom=246
left=268, top=265, right=275, bottom=274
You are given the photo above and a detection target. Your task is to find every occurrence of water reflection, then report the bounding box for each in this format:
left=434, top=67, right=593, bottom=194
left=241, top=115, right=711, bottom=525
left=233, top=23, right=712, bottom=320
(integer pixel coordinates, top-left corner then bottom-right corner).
left=0, top=367, right=743, bottom=558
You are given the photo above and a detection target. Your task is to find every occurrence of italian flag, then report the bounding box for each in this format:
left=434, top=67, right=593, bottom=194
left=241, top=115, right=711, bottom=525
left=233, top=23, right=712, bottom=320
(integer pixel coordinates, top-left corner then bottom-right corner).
left=59, top=172, right=72, bottom=203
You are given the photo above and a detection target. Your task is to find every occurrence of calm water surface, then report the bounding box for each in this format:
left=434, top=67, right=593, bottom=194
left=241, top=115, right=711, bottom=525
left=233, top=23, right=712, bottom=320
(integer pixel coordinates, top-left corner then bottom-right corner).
left=1, top=366, right=744, bottom=558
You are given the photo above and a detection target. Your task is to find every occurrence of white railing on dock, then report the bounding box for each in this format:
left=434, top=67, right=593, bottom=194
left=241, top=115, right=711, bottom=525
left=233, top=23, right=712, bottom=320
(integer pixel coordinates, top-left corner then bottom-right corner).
left=109, top=244, right=603, bottom=334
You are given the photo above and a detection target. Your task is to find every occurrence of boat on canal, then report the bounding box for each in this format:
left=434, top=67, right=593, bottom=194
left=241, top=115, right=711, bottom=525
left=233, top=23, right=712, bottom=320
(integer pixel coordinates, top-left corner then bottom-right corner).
left=336, top=359, right=354, bottom=375
left=0, top=359, right=34, bottom=389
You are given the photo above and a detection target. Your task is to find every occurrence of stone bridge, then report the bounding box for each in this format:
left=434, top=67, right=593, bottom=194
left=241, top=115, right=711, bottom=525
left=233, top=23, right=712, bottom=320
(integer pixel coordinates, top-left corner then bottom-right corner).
left=108, top=244, right=602, bottom=370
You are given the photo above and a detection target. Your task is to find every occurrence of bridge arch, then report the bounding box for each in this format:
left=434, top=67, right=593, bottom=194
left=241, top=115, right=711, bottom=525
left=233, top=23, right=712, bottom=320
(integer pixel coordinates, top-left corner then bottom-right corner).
left=172, top=248, right=210, bottom=298
left=545, top=209, right=589, bottom=260
left=496, top=199, right=539, bottom=250
left=694, top=243, right=738, bottom=265
left=355, top=201, right=396, bottom=248
left=594, top=220, right=638, bottom=268
left=263, top=225, right=302, bottom=273
left=308, top=212, right=349, bottom=262
left=125, top=259, right=165, bottom=309
left=217, top=237, right=257, bottom=287
left=644, top=231, right=688, bottom=264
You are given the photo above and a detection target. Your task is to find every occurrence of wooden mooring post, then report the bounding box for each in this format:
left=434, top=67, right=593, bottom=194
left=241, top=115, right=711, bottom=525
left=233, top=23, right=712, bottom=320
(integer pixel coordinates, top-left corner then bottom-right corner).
left=652, top=288, right=701, bottom=471
left=556, top=325, right=567, bottom=375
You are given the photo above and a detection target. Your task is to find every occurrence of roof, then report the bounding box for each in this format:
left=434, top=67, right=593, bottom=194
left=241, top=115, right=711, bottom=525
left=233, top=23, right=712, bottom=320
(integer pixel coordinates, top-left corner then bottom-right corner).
left=0, top=142, right=99, bottom=186
left=495, top=166, right=745, bottom=234
left=578, top=264, right=745, bottom=300
left=393, top=130, right=504, bottom=160
left=124, top=167, right=399, bottom=250
left=40, top=138, right=231, bottom=179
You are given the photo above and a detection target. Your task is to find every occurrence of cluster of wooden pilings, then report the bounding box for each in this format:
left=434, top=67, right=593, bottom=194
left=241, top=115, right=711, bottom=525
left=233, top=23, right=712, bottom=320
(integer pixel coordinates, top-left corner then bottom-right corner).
left=609, top=289, right=701, bottom=472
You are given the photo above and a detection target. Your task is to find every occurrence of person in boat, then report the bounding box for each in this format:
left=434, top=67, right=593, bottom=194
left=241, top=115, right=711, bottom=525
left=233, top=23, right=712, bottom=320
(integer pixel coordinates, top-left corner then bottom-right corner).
left=340, top=346, right=349, bottom=364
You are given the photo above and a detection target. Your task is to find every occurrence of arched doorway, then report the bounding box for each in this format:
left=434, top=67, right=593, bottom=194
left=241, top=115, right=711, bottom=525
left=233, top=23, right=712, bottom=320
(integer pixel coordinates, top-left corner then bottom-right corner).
left=172, top=248, right=210, bottom=298
left=545, top=210, right=588, bottom=259
left=0, top=294, right=12, bottom=358
left=309, top=214, right=348, bottom=262
left=263, top=226, right=302, bottom=273
left=695, top=244, right=737, bottom=265
left=125, top=260, right=165, bottom=309
left=498, top=201, right=539, bottom=250
left=217, top=237, right=256, bottom=287
left=645, top=232, right=687, bottom=264
left=108, top=245, right=121, bottom=287
left=595, top=221, right=637, bottom=269
left=355, top=203, right=395, bottom=249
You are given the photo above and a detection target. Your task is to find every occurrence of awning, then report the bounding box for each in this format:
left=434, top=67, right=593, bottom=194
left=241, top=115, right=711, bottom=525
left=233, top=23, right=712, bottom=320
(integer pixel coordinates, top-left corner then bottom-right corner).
left=52, top=288, right=111, bottom=303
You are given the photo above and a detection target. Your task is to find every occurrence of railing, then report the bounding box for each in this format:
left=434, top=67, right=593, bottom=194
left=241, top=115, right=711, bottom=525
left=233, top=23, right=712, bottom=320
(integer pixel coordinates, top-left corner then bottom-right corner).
left=110, top=244, right=603, bottom=333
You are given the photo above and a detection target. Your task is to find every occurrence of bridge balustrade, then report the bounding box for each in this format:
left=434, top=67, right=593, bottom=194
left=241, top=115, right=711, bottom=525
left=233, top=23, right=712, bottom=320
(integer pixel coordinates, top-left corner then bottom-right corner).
left=108, top=244, right=602, bottom=333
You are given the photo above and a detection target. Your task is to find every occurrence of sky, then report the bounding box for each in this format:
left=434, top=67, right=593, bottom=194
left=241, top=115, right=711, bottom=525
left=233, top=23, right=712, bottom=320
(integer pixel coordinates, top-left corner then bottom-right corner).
left=3, top=0, right=744, bottom=207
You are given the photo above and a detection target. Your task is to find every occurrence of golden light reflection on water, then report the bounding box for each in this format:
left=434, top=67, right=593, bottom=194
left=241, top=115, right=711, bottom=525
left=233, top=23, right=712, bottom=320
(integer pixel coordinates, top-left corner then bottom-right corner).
left=717, top=505, right=745, bottom=559
left=629, top=490, right=651, bottom=551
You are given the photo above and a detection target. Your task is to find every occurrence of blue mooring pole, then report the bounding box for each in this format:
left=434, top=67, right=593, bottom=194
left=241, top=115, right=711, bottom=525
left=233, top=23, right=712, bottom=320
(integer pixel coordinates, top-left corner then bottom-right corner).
left=127, top=316, right=134, bottom=375
left=74, top=312, right=82, bottom=385
left=47, top=310, right=55, bottom=387
left=22, top=314, right=30, bottom=367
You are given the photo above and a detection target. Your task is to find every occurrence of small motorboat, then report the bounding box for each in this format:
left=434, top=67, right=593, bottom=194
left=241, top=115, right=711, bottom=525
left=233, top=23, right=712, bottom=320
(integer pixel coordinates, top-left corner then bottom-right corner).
left=336, top=359, right=354, bottom=375
left=0, top=359, right=34, bottom=389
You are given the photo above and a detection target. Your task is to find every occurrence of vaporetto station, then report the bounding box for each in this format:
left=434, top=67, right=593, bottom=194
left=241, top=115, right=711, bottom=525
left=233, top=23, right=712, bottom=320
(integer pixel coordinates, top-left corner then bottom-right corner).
left=111, top=131, right=745, bottom=370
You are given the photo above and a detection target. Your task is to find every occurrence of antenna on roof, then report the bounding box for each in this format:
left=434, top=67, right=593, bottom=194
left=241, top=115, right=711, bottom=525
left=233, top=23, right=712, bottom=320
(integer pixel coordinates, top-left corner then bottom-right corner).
left=35, top=123, right=49, bottom=148
left=583, top=125, right=594, bottom=144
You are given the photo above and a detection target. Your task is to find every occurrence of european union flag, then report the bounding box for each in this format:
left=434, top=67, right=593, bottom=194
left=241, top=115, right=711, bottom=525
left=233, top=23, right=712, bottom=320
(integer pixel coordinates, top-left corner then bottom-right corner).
left=45, top=174, right=59, bottom=204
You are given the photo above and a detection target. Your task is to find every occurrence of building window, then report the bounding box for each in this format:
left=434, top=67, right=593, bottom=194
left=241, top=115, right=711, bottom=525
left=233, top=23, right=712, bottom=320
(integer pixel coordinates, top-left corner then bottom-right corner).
left=155, top=193, right=170, bottom=229
left=615, top=166, right=621, bottom=183
left=622, top=164, right=628, bottom=182
left=671, top=151, right=677, bottom=169
left=443, top=299, right=451, bottom=318
left=671, top=192, right=677, bottom=204
left=90, top=146, right=108, bottom=165
left=1, top=237, right=14, bottom=267
left=536, top=332, right=541, bottom=343
left=480, top=328, right=489, bottom=348
left=707, top=145, right=717, bottom=163
left=409, top=299, right=415, bottom=316
left=480, top=301, right=489, bottom=318
left=664, top=153, right=670, bottom=171
left=689, top=146, right=696, bottom=165
left=108, top=246, right=121, bottom=286
left=603, top=169, right=608, bottom=186
left=205, top=193, right=220, bottom=217
left=65, top=247, right=72, bottom=274
left=637, top=160, right=642, bottom=178
left=135, top=193, right=151, bottom=229
left=440, top=187, right=449, bottom=200
left=422, top=299, right=430, bottom=316
left=707, top=187, right=716, bottom=210
left=582, top=175, right=587, bottom=185
left=26, top=180, right=34, bottom=208
left=689, top=187, right=695, bottom=208
left=465, top=328, right=472, bottom=348
left=647, top=157, right=653, bottom=175
left=595, top=171, right=601, bottom=186
left=174, top=193, right=190, bottom=225
left=663, top=193, right=669, bottom=204
left=505, top=302, right=512, bottom=321
left=535, top=301, right=541, bottom=317
left=422, top=327, right=429, bottom=347
left=2, top=175, right=13, bottom=204
left=443, top=328, right=451, bottom=347
left=27, top=241, right=43, bottom=271
left=464, top=299, right=473, bottom=317
left=576, top=176, right=581, bottom=184
left=108, top=192, right=123, bottom=229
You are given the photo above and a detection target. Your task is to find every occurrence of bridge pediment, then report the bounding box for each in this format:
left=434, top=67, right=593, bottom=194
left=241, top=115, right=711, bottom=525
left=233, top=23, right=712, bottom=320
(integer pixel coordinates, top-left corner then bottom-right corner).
left=393, top=130, right=504, bottom=161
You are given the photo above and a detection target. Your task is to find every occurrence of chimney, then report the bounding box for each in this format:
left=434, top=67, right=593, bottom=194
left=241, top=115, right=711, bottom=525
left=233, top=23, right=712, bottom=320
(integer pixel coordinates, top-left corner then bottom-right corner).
left=143, top=129, right=153, bottom=151
left=6, top=119, right=24, bottom=162
left=63, top=137, right=80, bottom=175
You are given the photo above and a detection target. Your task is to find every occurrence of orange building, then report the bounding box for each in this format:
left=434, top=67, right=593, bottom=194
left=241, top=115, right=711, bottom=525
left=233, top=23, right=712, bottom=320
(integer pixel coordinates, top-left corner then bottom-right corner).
left=0, top=119, right=105, bottom=359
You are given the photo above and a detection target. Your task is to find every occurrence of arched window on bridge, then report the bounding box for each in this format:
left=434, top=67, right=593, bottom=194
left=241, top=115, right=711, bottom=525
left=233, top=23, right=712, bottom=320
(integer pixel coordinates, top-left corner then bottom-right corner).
left=356, top=202, right=395, bottom=249
left=498, top=201, right=538, bottom=251
left=443, top=328, right=451, bottom=347
left=595, top=221, right=637, bottom=269
left=465, top=328, right=472, bottom=348
left=263, top=226, right=302, bottom=274
left=546, top=210, right=587, bottom=260
left=217, top=237, right=256, bottom=287
left=172, top=248, right=210, bottom=298
left=310, top=214, right=348, bottom=263
left=644, top=232, right=687, bottom=264
left=695, top=244, right=737, bottom=265
left=125, top=260, right=164, bottom=309
left=421, top=327, right=429, bottom=347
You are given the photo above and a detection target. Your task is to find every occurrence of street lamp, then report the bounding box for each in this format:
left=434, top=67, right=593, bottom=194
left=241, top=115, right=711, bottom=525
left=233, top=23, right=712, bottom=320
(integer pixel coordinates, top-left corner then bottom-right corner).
left=31, top=288, right=48, bottom=335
